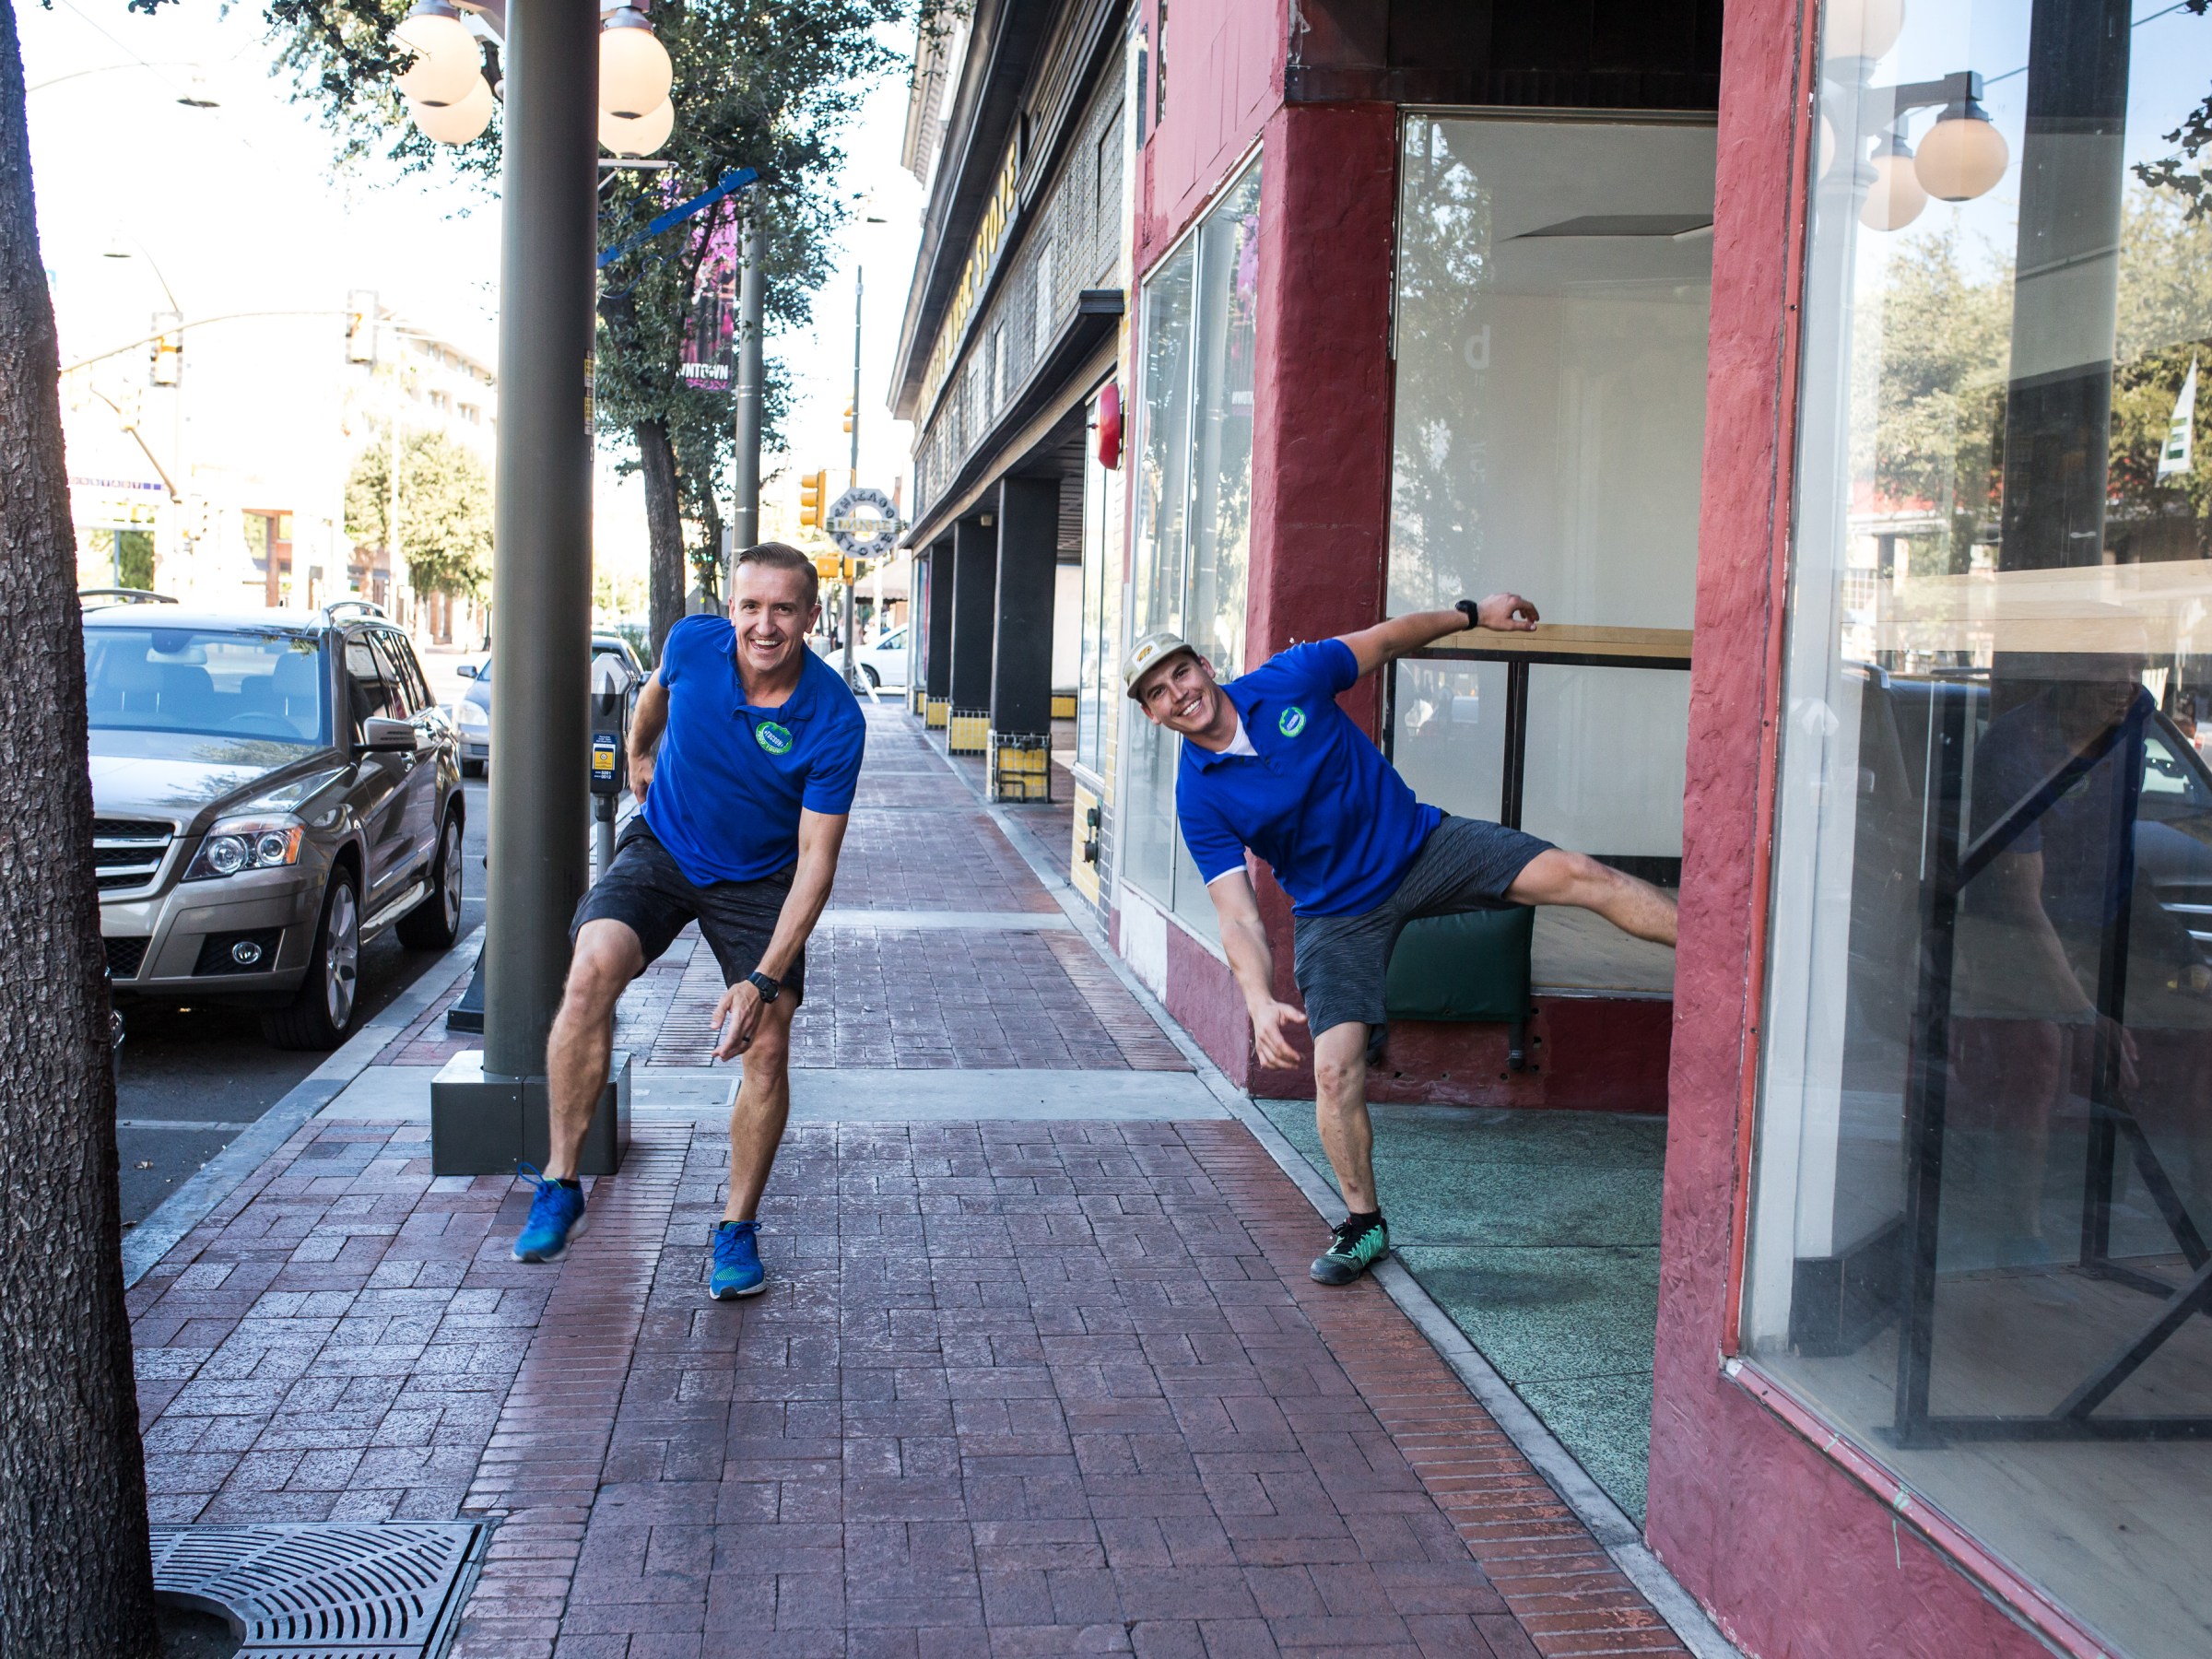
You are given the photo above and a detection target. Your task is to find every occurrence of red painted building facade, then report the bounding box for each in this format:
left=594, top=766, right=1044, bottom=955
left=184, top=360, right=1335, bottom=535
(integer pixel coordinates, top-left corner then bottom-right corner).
left=900, top=0, right=2212, bottom=1651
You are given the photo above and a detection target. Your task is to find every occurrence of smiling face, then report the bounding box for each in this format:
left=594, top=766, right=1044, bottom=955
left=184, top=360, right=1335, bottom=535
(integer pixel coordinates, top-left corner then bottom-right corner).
left=1134, top=649, right=1227, bottom=737
left=728, top=559, right=820, bottom=685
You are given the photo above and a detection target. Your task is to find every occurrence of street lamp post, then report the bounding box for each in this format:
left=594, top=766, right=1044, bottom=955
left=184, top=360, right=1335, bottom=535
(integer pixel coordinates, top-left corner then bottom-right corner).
left=412, top=0, right=674, bottom=1174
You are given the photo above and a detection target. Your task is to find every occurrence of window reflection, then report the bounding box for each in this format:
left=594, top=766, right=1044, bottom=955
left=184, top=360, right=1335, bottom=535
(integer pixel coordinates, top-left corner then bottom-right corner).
left=1750, top=2, right=2212, bottom=1651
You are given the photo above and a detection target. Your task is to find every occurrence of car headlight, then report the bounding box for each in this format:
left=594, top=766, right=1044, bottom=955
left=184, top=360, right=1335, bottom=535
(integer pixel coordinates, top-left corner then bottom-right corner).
left=454, top=700, right=489, bottom=729
left=184, top=816, right=305, bottom=882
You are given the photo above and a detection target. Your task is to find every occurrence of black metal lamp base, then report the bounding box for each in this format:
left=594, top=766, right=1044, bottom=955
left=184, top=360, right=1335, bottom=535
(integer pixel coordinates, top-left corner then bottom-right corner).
left=429, top=1048, right=631, bottom=1176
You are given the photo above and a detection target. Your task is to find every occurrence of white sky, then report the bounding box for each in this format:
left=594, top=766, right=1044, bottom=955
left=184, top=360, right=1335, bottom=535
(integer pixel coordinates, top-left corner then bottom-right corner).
left=18, top=0, right=924, bottom=570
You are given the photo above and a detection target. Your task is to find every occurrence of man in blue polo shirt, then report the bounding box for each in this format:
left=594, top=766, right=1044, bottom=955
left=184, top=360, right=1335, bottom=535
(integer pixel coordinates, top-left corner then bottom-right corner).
left=511, top=542, right=866, bottom=1300
left=1125, top=598, right=1677, bottom=1284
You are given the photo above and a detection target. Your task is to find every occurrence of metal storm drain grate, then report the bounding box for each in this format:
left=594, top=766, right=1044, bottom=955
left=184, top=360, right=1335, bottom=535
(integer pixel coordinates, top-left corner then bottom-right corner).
left=150, top=1522, right=488, bottom=1658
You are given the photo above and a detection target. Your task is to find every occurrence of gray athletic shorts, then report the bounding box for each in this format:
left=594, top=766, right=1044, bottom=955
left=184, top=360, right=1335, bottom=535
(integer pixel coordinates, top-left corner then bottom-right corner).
left=571, top=820, right=804, bottom=998
left=1290, top=816, right=1551, bottom=1038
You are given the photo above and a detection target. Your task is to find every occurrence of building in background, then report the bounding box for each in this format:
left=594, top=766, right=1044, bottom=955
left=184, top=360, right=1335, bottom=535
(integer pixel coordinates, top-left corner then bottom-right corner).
left=893, top=0, right=1130, bottom=823
left=57, top=285, right=494, bottom=641
left=898, top=1, right=2212, bottom=1655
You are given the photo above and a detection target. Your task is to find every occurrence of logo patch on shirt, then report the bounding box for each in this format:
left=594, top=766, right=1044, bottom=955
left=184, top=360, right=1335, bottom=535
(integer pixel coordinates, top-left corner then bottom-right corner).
left=756, top=721, right=794, bottom=756
left=1277, top=706, right=1307, bottom=738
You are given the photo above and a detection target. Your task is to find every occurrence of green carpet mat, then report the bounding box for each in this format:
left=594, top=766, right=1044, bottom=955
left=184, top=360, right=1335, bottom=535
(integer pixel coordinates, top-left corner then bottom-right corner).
left=1258, top=1100, right=1665, bottom=1523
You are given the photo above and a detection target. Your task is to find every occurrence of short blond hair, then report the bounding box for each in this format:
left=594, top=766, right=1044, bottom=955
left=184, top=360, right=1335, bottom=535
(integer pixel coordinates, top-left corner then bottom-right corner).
left=734, top=541, right=819, bottom=609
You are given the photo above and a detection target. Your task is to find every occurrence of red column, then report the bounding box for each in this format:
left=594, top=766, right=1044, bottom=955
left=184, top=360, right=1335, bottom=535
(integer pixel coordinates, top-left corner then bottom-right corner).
left=1230, top=99, right=1398, bottom=1094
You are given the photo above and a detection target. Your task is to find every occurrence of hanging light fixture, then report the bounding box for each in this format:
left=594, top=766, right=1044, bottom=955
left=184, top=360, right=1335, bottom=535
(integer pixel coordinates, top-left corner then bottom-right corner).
left=599, top=100, right=674, bottom=159
left=1828, top=0, right=1906, bottom=60
left=599, top=6, right=673, bottom=120
left=410, top=73, right=495, bottom=146
left=1914, top=99, right=2009, bottom=201
left=1860, top=130, right=1926, bottom=230
left=394, top=0, right=481, bottom=106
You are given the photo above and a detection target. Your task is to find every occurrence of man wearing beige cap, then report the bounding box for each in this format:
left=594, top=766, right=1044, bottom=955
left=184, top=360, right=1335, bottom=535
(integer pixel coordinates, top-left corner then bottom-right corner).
left=1124, top=599, right=1677, bottom=1285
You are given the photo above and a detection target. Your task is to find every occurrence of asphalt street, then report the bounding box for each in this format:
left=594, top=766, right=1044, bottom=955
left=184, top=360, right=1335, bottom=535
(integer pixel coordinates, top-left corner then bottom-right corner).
left=113, top=775, right=488, bottom=1229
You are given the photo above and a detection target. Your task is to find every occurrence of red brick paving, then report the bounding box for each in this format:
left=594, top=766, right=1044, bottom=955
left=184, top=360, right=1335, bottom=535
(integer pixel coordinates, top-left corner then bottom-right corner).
left=129, top=702, right=1689, bottom=1656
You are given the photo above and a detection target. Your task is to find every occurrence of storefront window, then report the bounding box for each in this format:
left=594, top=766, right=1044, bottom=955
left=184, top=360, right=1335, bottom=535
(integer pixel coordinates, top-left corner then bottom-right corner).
left=1747, top=5, right=2212, bottom=1653
left=1386, top=115, right=1712, bottom=874
left=1077, top=388, right=1124, bottom=776
left=1121, top=156, right=1262, bottom=937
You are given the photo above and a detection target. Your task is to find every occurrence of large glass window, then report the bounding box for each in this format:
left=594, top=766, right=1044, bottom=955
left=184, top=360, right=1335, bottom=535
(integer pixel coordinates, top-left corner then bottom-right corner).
left=1747, top=5, right=2212, bottom=1653
left=1121, top=156, right=1262, bottom=937
left=1077, top=387, right=1125, bottom=776
left=1387, top=116, right=1712, bottom=867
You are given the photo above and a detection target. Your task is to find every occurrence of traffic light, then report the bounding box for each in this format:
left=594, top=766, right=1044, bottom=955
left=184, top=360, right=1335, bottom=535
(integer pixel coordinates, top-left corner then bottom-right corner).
left=345, top=289, right=378, bottom=364
left=841, top=400, right=854, bottom=434
left=149, top=311, right=182, bottom=388
left=798, top=469, right=827, bottom=529
left=813, top=553, right=841, bottom=581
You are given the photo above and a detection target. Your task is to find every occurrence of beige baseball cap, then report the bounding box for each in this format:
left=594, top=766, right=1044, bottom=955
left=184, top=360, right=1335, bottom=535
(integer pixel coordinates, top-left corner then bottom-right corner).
left=1123, top=629, right=1199, bottom=700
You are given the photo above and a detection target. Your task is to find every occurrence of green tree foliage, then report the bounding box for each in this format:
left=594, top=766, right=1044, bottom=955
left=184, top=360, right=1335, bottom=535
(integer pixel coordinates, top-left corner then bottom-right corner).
left=345, top=424, right=493, bottom=597
left=1854, top=225, right=2012, bottom=573
left=1863, top=188, right=2212, bottom=566
left=260, top=0, right=907, bottom=653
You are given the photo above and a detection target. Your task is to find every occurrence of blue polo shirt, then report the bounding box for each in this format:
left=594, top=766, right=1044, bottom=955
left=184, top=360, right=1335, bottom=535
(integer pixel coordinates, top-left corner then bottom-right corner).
left=642, top=616, right=865, bottom=886
left=1176, top=640, right=1441, bottom=917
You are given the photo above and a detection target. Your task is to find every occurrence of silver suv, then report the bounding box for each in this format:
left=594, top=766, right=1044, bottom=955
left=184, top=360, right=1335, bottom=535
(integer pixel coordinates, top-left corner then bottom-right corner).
left=87, top=603, right=465, bottom=1049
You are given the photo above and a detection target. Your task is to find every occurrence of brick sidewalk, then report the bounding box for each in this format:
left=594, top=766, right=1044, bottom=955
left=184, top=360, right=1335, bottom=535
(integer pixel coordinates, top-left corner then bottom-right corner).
left=125, top=704, right=1694, bottom=1658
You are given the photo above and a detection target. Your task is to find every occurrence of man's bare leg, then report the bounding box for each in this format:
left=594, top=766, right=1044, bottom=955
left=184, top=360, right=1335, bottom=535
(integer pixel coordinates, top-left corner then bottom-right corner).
left=1508, top=849, right=1677, bottom=946
left=543, top=920, right=644, bottom=1180
left=1312, top=1019, right=1380, bottom=1213
left=724, top=994, right=799, bottom=1222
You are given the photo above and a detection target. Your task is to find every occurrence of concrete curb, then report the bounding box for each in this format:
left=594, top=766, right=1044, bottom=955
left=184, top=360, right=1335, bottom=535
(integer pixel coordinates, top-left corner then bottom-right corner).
left=121, top=924, right=487, bottom=1289
left=937, top=726, right=1740, bottom=1659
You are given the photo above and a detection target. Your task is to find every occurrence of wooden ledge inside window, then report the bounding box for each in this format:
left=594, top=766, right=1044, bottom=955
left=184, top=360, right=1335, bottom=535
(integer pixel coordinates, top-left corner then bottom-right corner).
left=1411, top=624, right=1694, bottom=669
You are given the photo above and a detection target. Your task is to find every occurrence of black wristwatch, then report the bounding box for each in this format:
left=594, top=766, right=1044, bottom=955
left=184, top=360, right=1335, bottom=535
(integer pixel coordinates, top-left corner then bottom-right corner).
left=1454, top=598, right=1482, bottom=631
left=747, top=970, right=782, bottom=1004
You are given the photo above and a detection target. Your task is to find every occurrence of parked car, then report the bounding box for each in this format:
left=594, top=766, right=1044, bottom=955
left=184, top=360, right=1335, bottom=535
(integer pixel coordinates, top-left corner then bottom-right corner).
left=854, top=624, right=910, bottom=690
left=450, top=633, right=643, bottom=778
left=88, top=603, right=465, bottom=1050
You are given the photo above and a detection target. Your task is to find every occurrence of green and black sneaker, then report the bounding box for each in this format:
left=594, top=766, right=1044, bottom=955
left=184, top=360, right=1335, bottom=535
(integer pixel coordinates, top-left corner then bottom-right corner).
left=1312, top=1214, right=1390, bottom=1286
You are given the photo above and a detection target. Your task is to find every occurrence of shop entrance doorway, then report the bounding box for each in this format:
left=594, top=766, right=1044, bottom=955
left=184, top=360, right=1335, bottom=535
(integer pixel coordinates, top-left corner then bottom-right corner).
left=1383, top=114, right=1715, bottom=999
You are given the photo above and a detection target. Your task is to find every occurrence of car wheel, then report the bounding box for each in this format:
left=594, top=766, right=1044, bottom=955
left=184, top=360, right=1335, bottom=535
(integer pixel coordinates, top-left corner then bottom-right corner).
left=260, top=867, right=361, bottom=1051
left=398, top=808, right=465, bottom=950
left=862, top=665, right=881, bottom=689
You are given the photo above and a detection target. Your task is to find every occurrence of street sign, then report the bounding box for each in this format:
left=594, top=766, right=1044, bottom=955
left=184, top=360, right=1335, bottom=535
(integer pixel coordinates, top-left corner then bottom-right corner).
left=827, top=487, right=903, bottom=558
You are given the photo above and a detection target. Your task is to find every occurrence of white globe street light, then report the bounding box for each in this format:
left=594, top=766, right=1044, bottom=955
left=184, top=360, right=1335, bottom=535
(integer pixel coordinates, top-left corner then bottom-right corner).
left=410, top=73, right=495, bottom=146
left=600, top=100, right=674, bottom=159
left=1914, top=102, right=2009, bottom=202
left=599, top=7, right=673, bottom=119
left=1827, top=0, right=1905, bottom=61
left=394, top=0, right=481, bottom=106
left=1861, top=133, right=1927, bottom=231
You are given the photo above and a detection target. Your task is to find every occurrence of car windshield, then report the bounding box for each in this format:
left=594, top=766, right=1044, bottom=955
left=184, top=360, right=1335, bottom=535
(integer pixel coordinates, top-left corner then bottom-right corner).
left=84, top=627, right=326, bottom=745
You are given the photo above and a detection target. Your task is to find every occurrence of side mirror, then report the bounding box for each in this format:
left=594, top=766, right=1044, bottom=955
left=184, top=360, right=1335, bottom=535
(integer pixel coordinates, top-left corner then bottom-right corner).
left=361, top=716, right=418, bottom=754
left=454, top=663, right=478, bottom=680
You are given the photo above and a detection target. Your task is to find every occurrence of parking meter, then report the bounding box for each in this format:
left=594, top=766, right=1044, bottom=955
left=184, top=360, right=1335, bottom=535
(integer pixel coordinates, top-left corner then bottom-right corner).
left=590, top=653, right=640, bottom=875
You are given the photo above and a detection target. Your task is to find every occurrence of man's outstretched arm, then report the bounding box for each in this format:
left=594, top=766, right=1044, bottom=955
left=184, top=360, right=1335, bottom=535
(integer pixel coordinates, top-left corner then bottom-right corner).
left=711, top=806, right=848, bottom=1060
left=1339, top=594, right=1539, bottom=679
left=1208, top=867, right=1308, bottom=1070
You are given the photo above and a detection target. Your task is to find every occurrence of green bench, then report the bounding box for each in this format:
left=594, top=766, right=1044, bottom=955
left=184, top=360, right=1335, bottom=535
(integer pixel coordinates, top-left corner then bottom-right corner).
left=1380, top=905, right=1536, bottom=1070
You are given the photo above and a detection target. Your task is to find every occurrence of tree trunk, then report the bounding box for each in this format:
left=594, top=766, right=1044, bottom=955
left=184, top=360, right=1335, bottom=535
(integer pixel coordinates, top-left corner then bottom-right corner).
left=638, top=418, right=684, bottom=661
left=0, top=3, right=160, bottom=1653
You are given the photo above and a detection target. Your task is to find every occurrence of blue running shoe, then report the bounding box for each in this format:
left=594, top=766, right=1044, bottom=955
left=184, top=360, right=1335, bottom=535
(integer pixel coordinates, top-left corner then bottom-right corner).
left=512, top=1163, right=587, bottom=1263
left=709, top=1219, right=765, bottom=1300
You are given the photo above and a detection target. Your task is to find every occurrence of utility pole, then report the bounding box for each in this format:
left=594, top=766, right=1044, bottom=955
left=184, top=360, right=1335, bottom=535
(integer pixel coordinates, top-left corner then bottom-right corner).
left=387, top=411, right=403, bottom=615
left=842, top=267, right=861, bottom=688
left=730, top=212, right=766, bottom=556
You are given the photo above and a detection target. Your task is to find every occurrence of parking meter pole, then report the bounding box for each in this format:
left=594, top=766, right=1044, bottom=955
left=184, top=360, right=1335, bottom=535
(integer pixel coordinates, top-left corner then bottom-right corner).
left=730, top=216, right=766, bottom=557
left=482, top=0, right=597, bottom=1079
left=588, top=657, right=631, bottom=882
